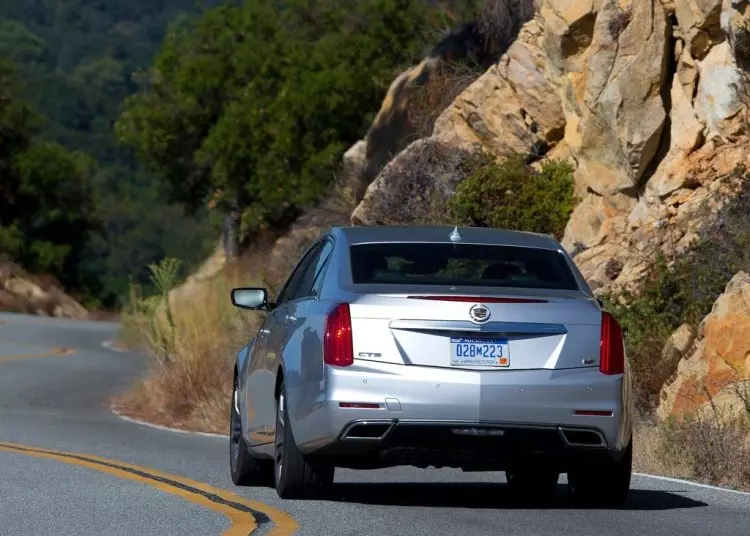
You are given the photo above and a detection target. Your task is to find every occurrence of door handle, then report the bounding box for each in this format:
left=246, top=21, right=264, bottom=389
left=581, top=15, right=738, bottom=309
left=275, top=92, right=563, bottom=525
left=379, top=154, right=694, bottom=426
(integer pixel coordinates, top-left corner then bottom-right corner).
left=284, top=315, right=297, bottom=324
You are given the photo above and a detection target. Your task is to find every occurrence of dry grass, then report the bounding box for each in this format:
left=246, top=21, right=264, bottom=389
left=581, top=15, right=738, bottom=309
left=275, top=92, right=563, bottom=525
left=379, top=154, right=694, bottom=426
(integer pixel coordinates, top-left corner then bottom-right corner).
left=114, top=257, right=266, bottom=434
left=634, top=417, right=750, bottom=491
left=634, top=382, right=750, bottom=492
left=404, top=61, right=481, bottom=140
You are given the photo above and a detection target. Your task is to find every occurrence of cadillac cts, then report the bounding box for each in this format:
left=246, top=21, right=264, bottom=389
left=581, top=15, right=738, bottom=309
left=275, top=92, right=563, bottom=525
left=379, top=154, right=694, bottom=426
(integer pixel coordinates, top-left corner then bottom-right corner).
left=229, top=226, right=633, bottom=503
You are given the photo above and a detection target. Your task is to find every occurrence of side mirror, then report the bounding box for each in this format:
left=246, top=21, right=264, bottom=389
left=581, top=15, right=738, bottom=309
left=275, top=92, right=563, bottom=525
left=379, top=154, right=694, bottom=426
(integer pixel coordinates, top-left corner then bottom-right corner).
left=231, top=288, right=270, bottom=310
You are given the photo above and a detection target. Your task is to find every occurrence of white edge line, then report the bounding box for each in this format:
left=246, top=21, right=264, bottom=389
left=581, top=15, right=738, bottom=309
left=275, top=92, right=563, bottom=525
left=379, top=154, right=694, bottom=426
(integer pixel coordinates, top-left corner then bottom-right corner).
left=102, top=340, right=130, bottom=353
left=634, top=472, right=750, bottom=496
left=111, top=406, right=228, bottom=439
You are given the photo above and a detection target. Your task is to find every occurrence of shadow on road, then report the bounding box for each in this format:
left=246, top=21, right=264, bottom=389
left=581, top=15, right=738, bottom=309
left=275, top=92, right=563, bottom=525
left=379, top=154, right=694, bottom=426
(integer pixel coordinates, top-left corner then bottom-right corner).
left=328, top=482, right=706, bottom=511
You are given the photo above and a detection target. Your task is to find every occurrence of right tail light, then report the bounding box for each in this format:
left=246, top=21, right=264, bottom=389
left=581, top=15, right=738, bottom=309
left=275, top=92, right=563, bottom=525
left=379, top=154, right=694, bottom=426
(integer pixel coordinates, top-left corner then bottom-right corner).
left=600, top=311, right=625, bottom=375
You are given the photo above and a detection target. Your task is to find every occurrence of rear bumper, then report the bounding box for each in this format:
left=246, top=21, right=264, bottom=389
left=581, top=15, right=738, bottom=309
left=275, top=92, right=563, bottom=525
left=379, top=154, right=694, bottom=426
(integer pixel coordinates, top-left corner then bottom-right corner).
left=287, top=360, right=632, bottom=469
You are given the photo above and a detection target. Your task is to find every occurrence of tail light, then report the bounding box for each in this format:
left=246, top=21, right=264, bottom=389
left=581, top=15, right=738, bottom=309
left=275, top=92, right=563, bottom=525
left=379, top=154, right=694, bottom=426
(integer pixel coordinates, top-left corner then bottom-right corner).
left=324, top=303, right=354, bottom=367
left=600, top=311, right=625, bottom=375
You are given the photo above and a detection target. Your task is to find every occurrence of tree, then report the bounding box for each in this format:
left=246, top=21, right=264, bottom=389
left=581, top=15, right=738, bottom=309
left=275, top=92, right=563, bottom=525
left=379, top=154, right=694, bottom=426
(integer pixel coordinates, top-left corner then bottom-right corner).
left=117, top=0, right=467, bottom=250
left=0, top=60, right=98, bottom=286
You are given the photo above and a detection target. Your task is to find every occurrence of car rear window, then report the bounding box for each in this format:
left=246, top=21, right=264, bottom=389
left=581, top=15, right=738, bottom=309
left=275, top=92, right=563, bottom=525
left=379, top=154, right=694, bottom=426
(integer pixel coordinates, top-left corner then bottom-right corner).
left=349, top=242, right=579, bottom=290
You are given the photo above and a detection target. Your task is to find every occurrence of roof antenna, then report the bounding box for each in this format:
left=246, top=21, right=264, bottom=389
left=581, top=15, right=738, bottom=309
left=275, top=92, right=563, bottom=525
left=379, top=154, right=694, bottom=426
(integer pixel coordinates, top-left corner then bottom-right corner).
left=450, top=226, right=462, bottom=243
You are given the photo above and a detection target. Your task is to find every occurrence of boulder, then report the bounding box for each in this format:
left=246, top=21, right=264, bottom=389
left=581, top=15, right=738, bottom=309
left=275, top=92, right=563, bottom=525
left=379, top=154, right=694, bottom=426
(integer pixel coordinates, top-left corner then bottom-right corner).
left=658, top=272, right=750, bottom=421
left=433, top=19, right=565, bottom=157
left=0, top=262, right=89, bottom=320
left=351, top=139, right=474, bottom=226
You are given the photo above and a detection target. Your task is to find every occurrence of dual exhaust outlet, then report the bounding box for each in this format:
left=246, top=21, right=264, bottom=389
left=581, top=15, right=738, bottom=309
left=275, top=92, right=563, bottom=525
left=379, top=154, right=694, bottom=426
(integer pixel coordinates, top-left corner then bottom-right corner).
left=340, top=421, right=607, bottom=448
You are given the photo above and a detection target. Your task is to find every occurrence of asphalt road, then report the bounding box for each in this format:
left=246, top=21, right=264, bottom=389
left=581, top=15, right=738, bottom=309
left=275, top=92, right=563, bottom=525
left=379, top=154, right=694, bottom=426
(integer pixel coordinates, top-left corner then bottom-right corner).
left=0, top=312, right=748, bottom=536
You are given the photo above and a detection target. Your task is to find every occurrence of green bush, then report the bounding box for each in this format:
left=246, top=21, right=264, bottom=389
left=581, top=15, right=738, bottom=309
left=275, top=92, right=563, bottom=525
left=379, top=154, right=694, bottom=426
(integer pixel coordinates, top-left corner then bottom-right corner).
left=448, top=154, right=576, bottom=239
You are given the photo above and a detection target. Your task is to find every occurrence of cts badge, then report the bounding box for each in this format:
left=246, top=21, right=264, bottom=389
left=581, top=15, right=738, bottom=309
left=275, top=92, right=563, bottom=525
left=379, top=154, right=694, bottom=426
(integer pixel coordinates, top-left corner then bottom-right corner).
left=468, top=303, right=491, bottom=324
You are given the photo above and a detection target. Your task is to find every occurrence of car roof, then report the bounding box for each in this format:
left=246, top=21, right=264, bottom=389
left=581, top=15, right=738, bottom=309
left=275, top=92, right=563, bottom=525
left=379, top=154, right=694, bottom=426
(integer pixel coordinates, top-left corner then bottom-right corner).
left=331, top=226, right=560, bottom=251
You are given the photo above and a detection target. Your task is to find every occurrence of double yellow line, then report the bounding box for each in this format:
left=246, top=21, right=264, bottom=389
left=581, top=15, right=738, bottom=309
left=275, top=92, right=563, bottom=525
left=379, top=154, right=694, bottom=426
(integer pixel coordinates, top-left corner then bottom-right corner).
left=0, top=321, right=299, bottom=535
left=0, top=442, right=299, bottom=535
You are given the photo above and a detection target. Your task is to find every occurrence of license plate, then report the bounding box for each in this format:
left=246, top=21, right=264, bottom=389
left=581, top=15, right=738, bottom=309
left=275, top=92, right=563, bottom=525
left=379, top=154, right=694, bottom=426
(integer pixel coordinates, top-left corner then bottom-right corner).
left=450, top=337, right=510, bottom=367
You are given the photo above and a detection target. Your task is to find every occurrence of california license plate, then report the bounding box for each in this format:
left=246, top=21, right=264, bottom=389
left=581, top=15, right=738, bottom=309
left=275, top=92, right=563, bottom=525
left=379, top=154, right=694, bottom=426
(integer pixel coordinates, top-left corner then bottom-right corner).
left=450, top=337, right=510, bottom=367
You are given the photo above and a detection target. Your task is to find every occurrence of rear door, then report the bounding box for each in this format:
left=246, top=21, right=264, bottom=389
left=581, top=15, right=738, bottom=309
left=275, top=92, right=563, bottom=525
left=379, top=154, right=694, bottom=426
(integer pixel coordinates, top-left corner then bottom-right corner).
left=346, top=242, right=603, bottom=372
left=245, top=241, right=323, bottom=445
left=263, top=238, right=335, bottom=434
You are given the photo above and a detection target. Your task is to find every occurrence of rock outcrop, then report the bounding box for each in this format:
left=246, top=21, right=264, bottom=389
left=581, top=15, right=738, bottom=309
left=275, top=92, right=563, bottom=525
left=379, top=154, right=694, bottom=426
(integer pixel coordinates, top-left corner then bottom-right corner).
left=0, top=262, right=88, bottom=320
left=350, top=0, right=750, bottom=295
left=658, top=271, right=750, bottom=421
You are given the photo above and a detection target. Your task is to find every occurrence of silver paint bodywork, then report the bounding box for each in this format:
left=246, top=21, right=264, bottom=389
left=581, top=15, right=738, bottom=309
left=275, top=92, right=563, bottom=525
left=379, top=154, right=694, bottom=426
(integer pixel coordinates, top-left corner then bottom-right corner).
left=235, top=226, right=633, bottom=464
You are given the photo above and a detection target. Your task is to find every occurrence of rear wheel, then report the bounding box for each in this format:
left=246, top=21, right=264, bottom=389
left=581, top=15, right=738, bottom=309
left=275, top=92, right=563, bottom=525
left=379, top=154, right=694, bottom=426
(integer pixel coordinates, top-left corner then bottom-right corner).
left=274, top=381, right=334, bottom=499
left=229, top=377, right=273, bottom=486
left=505, top=464, right=559, bottom=497
left=568, top=441, right=632, bottom=506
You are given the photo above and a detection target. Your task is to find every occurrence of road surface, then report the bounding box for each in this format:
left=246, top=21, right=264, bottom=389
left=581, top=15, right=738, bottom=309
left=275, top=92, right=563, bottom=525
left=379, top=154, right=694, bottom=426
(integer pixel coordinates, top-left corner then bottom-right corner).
left=0, top=312, right=748, bottom=535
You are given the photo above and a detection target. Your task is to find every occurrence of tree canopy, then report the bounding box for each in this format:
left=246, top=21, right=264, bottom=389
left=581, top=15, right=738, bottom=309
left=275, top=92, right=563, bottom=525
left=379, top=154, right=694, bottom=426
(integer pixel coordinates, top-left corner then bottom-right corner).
left=117, top=0, right=472, bottom=239
left=0, top=0, right=483, bottom=307
left=0, top=60, right=97, bottom=287
left=0, top=0, right=224, bottom=305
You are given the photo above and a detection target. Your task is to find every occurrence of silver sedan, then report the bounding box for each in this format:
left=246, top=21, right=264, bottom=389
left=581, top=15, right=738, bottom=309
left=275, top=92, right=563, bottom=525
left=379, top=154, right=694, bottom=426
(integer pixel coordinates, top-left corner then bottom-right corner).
left=229, top=226, right=633, bottom=504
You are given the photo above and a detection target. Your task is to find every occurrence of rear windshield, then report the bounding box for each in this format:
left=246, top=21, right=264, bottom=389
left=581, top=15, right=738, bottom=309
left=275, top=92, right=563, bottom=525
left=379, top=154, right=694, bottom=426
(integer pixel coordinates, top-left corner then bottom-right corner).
left=349, top=242, right=579, bottom=291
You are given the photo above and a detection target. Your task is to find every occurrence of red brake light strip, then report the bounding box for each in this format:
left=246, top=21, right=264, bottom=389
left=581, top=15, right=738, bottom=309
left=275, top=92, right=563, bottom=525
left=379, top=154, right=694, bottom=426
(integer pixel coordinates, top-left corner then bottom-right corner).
left=407, top=296, right=547, bottom=303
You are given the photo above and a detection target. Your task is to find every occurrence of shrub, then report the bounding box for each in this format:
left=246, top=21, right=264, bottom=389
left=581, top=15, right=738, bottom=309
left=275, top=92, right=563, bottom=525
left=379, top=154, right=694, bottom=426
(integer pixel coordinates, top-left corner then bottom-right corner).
left=478, top=0, right=536, bottom=54
left=448, top=153, right=576, bottom=239
left=635, top=414, right=750, bottom=491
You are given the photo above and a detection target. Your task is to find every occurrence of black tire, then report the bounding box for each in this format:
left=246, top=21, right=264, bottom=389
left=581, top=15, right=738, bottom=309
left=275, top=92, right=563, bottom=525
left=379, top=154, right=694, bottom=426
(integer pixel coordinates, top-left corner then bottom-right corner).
left=505, top=464, right=560, bottom=497
left=274, top=381, right=334, bottom=499
left=568, top=441, right=632, bottom=507
left=230, top=377, right=273, bottom=486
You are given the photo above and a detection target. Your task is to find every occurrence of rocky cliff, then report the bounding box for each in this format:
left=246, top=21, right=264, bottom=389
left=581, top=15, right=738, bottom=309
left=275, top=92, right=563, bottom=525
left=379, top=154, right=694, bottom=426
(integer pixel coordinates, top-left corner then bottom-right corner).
left=353, top=0, right=750, bottom=297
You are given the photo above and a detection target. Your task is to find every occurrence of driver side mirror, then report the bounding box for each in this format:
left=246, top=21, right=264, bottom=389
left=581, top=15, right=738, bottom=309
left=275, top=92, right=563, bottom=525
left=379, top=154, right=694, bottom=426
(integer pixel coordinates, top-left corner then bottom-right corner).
left=231, top=287, right=272, bottom=310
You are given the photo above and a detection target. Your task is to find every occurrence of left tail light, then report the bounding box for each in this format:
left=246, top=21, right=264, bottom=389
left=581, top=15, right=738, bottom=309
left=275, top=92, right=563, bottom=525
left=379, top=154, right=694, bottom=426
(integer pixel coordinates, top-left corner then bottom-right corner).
left=324, top=303, right=354, bottom=367
left=600, top=311, right=625, bottom=375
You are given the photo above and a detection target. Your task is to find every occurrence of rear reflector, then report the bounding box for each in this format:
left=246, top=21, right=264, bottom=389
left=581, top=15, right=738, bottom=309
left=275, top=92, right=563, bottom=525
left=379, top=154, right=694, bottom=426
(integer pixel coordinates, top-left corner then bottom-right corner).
left=339, top=402, right=381, bottom=409
left=600, top=311, right=625, bottom=375
left=324, top=303, right=354, bottom=367
left=574, top=410, right=614, bottom=417
left=407, top=296, right=547, bottom=303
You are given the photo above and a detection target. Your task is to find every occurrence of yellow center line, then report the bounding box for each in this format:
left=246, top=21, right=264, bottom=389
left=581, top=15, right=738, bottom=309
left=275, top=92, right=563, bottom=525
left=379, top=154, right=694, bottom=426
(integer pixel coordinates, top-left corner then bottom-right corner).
left=0, top=320, right=76, bottom=362
left=0, top=346, right=75, bottom=363
left=0, top=442, right=299, bottom=536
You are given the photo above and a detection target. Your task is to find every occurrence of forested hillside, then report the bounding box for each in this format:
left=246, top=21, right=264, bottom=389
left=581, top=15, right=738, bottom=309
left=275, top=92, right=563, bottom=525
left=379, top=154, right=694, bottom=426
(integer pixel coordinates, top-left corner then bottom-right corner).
left=0, top=0, right=227, bottom=307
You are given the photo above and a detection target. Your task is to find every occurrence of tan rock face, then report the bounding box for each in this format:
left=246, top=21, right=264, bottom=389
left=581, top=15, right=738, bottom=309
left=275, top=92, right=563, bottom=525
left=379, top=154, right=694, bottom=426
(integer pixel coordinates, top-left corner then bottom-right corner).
left=0, top=263, right=89, bottom=320
left=566, top=0, right=750, bottom=293
left=659, top=323, right=697, bottom=385
left=659, top=272, right=750, bottom=420
left=577, top=141, right=748, bottom=293
left=433, top=19, right=565, bottom=157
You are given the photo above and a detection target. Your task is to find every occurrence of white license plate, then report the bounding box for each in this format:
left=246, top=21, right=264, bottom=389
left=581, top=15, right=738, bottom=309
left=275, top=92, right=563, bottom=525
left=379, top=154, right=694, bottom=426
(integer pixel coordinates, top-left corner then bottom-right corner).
left=450, top=337, right=510, bottom=367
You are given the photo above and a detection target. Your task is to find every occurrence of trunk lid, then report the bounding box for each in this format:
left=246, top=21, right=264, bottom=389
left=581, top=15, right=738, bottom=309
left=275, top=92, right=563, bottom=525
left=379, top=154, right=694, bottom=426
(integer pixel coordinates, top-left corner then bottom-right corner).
left=348, top=292, right=602, bottom=371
